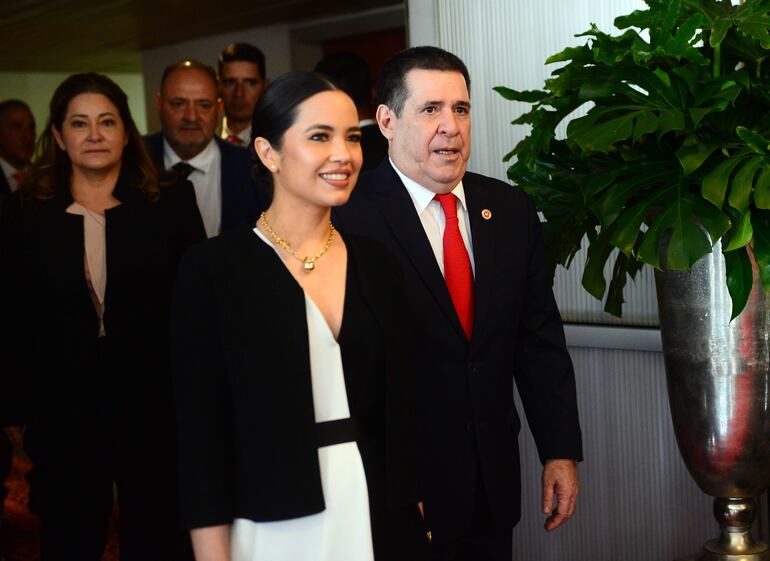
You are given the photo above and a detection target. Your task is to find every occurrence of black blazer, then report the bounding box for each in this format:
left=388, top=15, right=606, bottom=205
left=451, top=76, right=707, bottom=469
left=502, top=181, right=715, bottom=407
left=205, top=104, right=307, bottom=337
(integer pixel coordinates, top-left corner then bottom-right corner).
left=0, top=172, right=206, bottom=430
left=144, top=132, right=269, bottom=232
left=334, top=160, right=583, bottom=533
left=0, top=172, right=10, bottom=199
left=171, top=226, right=417, bottom=530
left=360, top=123, right=388, bottom=173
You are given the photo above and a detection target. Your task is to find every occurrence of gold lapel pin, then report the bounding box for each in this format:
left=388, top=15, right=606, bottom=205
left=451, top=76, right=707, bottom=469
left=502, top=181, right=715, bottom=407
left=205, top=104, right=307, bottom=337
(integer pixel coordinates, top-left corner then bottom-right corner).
left=481, top=209, right=492, bottom=220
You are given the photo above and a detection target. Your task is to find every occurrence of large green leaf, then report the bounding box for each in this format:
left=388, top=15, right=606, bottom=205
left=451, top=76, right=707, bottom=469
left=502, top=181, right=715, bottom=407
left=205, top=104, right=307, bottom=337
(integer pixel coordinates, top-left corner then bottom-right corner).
left=702, top=152, right=752, bottom=208
left=710, top=16, right=732, bottom=48
left=723, top=208, right=753, bottom=251
left=676, top=135, right=720, bottom=175
left=604, top=252, right=645, bottom=316
left=615, top=8, right=657, bottom=30
left=736, top=10, right=770, bottom=48
left=638, top=185, right=728, bottom=269
left=728, top=156, right=763, bottom=212
left=753, top=166, right=770, bottom=209
left=581, top=228, right=614, bottom=300
left=493, top=87, right=547, bottom=103
left=736, top=126, right=770, bottom=154
left=545, top=45, right=592, bottom=64
left=658, top=109, right=687, bottom=136
left=609, top=187, right=672, bottom=255
left=724, top=247, right=753, bottom=320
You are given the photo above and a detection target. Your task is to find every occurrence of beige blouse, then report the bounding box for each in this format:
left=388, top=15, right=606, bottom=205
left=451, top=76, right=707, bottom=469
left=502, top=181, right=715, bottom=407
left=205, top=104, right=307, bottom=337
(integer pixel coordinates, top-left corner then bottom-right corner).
left=66, top=202, right=107, bottom=337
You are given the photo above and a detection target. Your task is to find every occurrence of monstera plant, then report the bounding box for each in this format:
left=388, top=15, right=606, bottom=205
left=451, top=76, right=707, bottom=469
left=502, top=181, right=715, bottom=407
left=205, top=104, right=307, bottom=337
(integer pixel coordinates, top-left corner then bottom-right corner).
left=496, top=0, right=770, bottom=318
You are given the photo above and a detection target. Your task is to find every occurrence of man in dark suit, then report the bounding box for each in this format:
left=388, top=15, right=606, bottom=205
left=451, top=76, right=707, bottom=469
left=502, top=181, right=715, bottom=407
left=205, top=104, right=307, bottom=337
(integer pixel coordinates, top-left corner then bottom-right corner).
left=145, top=60, right=267, bottom=237
left=0, top=98, right=35, bottom=561
left=334, top=46, right=583, bottom=561
left=315, top=52, right=388, bottom=172
left=0, top=99, right=35, bottom=199
left=217, top=43, right=268, bottom=146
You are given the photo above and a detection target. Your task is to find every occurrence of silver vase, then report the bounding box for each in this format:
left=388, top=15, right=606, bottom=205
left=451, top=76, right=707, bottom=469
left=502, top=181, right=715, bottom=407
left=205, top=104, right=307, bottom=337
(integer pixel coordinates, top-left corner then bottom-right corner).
left=655, top=243, right=770, bottom=561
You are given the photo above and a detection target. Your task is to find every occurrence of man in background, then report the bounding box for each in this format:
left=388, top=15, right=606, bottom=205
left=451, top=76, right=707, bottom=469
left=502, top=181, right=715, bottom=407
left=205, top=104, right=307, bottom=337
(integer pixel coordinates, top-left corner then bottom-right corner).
left=315, top=52, right=388, bottom=172
left=0, top=97, right=35, bottom=561
left=145, top=60, right=266, bottom=238
left=0, top=99, right=35, bottom=199
left=218, top=43, right=267, bottom=145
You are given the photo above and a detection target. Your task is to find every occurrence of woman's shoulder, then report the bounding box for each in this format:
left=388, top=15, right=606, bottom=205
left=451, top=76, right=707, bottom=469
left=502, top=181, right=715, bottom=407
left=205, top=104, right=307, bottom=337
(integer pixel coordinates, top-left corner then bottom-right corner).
left=184, top=225, right=263, bottom=263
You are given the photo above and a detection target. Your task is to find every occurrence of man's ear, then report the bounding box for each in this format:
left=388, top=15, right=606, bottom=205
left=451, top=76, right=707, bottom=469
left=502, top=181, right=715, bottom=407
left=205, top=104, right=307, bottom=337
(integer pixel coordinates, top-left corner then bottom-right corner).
left=376, top=104, right=395, bottom=141
left=253, top=137, right=278, bottom=172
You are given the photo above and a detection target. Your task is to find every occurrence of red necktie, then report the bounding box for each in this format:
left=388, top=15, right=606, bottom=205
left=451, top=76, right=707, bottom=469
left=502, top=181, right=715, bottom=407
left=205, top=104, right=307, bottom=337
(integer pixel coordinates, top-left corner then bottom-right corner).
left=226, top=135, right=244, bottom=145
left=435, top=193, right=474, bottom=339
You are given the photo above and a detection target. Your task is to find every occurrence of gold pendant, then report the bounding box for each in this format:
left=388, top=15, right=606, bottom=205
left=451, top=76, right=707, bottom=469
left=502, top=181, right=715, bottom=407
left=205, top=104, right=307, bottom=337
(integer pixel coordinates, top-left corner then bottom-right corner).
left=304, top=259, right=315, bottom=271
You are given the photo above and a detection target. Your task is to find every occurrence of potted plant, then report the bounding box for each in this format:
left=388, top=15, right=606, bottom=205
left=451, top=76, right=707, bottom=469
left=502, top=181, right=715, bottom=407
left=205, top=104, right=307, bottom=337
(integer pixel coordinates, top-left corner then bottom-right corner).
left=496, top=1, right=770, bottom=559
left=495, top=0, right=770, bottom=319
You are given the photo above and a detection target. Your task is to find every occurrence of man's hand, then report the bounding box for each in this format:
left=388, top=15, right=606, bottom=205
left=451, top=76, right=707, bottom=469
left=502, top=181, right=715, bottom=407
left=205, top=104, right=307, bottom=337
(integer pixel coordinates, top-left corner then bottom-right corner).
left=541, top=459, right=579, bottom=532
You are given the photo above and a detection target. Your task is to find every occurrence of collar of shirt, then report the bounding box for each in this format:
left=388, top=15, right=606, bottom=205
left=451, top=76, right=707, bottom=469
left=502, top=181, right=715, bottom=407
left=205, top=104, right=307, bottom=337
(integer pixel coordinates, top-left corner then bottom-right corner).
left=163, top=137, right=218, bottom=175
left=220, top=119, right=251, bottom=144
left=0, top=156, right=19, bottom=180
left=389, top=158, right=475, bottom=277
left=389, top=158, right=468, bottom=215
left=0, top=156, right=22, bottom=191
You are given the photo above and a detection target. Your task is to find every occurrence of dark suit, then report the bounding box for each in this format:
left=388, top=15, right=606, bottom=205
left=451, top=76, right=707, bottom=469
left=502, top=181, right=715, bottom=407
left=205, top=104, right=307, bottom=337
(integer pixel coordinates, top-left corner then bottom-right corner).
left=171, top=226, right=428, bottom=560
left=144, top=132, right=269, bottom=232
left=360, top=123, right=388, bottom=172
left=0, top=172, right=10, bottom=199
left=0, top=172, right=206, bottom=561
left=334, top=161, right=583, bottom=556
left=0, top=169, right=17, bottom=532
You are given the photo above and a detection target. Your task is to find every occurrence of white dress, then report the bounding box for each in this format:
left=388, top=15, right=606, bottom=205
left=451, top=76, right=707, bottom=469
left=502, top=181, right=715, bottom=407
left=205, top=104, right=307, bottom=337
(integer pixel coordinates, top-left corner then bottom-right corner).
left=229, top=229, right=375, bottom=561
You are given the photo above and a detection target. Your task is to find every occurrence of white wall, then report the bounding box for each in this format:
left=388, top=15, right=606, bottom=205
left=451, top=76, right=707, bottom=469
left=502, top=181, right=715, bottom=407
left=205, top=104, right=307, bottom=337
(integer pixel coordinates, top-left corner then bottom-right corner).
left=0, top=72, right=147, bottom=134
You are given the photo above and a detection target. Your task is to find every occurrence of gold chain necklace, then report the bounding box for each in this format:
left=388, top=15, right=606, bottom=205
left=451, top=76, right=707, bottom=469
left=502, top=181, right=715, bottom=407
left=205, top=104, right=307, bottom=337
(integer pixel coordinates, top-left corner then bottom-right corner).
left=259, top=211, right=336, bottom=272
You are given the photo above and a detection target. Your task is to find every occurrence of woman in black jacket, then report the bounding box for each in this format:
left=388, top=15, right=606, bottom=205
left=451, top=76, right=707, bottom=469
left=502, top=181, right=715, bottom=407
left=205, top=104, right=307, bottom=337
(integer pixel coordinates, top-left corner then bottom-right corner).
left=172, top=71, right=428, bottom=561
left=0, top=73, right=206, bottom=561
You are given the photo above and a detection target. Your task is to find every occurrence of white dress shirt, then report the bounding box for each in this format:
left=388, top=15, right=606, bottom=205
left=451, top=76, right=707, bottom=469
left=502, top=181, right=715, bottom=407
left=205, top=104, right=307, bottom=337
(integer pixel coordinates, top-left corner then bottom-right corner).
left=0, top=157, right=22, bottom=193
left=164, top=138, right=222, bottom=238
left=220, top=119, right=251, bottom=145
left=390, top=159, right=475, bottom=277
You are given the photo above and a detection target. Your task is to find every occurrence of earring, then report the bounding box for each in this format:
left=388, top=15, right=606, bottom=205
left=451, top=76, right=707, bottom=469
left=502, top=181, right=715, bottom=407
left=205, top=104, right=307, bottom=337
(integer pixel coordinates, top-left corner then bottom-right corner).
left=270, top=165, right=277, bottom=172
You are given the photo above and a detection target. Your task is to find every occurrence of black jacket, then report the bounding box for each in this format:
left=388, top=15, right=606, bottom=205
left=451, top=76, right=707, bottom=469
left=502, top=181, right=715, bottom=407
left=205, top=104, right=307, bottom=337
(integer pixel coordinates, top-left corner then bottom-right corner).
left=333, top=160, right=583, bottom=533
left=170, top=226, right=418, bottom=532
left=144, top=132, right=269, bottom=232
left=0, top=172, right=205, bottom=428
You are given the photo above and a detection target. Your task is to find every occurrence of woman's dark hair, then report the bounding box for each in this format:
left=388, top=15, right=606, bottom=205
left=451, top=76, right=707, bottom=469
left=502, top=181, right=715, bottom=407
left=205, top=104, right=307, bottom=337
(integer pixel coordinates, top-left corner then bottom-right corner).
left=22, top=72, right=160, bottom=201
left=249, top=71, right=339, bottom=186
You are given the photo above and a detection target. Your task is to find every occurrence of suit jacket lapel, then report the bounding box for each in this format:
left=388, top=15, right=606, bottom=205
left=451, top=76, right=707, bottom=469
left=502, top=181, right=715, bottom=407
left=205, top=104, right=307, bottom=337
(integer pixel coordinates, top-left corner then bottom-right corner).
left=465, top=176, right=495, bottom=349
left=371, top=164, right=467, bottom=340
